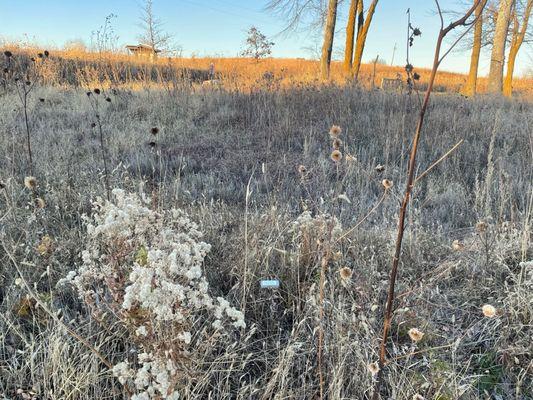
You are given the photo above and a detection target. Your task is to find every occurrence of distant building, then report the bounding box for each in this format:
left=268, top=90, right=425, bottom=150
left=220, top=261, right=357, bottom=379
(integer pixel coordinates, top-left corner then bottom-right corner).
left=125, top=44, right=160, bottom=61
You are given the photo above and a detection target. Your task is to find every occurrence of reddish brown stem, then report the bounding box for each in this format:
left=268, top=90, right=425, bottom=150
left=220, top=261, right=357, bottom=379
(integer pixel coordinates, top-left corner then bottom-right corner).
left=371, top=1, right=483, bottom=398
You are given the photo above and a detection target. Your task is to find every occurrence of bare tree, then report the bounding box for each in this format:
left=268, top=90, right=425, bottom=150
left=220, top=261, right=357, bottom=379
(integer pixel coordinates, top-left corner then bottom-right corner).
left=487, top=0, right=514, bottom=93
left=320, top=0, right=339, bottom=79
left=138, top=0, right=172, bottom=57
left=503, top=0, right=532, bottom=96
left=344, top=0, right=360, bottom=73
left=351, top=0, right=380, bottom=80
left=462, top=0, right=489, bottom=96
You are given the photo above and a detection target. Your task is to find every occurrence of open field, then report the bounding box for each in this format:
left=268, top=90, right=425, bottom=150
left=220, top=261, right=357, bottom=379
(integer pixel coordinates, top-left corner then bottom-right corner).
left=0, top=49, right=532, bottom=399
left=1, top=45, right=533, bottom=95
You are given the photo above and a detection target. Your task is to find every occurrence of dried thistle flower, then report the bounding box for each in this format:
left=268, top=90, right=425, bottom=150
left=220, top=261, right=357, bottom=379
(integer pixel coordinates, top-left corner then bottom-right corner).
left=35, top=197, right=46, bottom=209
left=339, top=267, right=352, bottom=281
left=148, top=141, right=157, bottom=148
left=151, top=127, right=159, bottom=135
left=482, top=304, right=497, bottom=318
left=408, top=327, right=424, bottom=342
left=452, top=239, right=464, bottom=251
left=413, top=72, right=421, bottom=81
left=331, top=150, right=342, bottom=162
left=93, top=88, right=101, bottom=95
left=332, top=138, right=342, bottom=149
left=382, top=179, right=393, bottom=190
left=37, top=53, right=44, bottom=58
left=475, top=221, right=487, bottom=233
left=367, top=362, right=380, bottom=376
left=4, top=50, right=12, bottom=58
left=0, top=180, right=5, bottom=190
left=105, top=97, right=112, bottom=102
left=44, top=50, right=49, bottom=57
left=329, top=125, right=342, bottom=138
left=24, top=176, right=37, bottom=190
left=39, top=98, right=45, bottom=102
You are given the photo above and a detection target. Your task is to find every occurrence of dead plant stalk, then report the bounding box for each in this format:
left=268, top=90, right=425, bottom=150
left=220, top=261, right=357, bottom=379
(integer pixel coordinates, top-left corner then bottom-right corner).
left=372, top=1, right=485, bottom=398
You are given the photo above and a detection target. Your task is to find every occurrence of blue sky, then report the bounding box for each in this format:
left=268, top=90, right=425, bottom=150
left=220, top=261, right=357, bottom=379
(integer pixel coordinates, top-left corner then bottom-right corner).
left=0, top=0, right=531, bottom=75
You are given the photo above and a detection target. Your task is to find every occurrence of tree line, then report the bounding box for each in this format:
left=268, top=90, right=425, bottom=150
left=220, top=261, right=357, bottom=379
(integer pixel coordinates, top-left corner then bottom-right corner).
left=269, top=0, right=532, bottom=96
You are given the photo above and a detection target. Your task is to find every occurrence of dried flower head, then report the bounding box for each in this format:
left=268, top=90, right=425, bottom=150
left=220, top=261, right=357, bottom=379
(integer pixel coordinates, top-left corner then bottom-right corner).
left=37, top=235, right=53, bottom=256
left=412, top=395, right=425, bottom=400
left=332, top=138, right=342, bottom=149
left=452, top=239, right=464, bottom=251
left=339, top=267, right=352, bottom=281
left=476, top=221, right=487, bottom=233
left=0, top=180, right=5, bottom=190
left=408, top=327, right=424, bottom=342
left=35, top=197, right=46, bottom=209
left=382, top=179, right=393, bottom=190
left=413, top=72, right=421, bottom=81
left=345, top=154, right=355, bottom=163
left=37, top=52, right=44, bottom=58
left=148, top=141, right=157, bottom=148
left=331, top=150, right=342, bottom=162
left=482, top=304, right=497, bottom=318
left=151, top=127, right=159, bottom=135
left=4, top=50, right=13, bottom=58
left=375, top=164, right=385, bottom=172
left=24, top=176, right=37, bottom=190
left=105, top=97, right=111, bottom=102
left=329, top=125, right=342, bottom=138
left=39, top=98, right=45, bottom=102
left=93, top=88, right=101, bottom=95
left=367, top=362, right=380, bottom=376
left=44, top=50, right=50, bottom=57
left=298, top=165, right=307, bottom=175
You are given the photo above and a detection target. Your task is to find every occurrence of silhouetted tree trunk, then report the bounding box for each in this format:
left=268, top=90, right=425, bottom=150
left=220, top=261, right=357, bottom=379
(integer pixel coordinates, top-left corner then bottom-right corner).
left=462, top=0, right=488, bottom=96
left=352, top=0, right=379, bottom=80
left=321, top=0, right=339, bottom=79
left=343, top=0, right=359, bottom=73
left=503, top=0, right=532, bottom=96
left=487, top=0, right=513, bottom=93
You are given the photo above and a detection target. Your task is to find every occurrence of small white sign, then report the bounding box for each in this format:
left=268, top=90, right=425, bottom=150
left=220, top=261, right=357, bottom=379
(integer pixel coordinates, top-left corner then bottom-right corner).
left=260, top=279, right=280, bottom=289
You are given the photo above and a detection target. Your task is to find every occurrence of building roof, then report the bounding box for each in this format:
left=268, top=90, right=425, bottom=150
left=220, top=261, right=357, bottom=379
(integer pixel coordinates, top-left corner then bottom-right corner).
left=125, top=44, right=161, bottom=53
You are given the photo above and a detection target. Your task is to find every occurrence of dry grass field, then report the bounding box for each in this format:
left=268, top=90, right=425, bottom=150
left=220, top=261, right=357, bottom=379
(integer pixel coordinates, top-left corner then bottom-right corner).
left=0, top=48, right=532, bottom=399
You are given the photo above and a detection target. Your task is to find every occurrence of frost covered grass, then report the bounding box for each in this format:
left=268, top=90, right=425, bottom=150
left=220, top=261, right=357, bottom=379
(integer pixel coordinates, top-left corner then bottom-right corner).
left=0, top=82, right=532, bottom=399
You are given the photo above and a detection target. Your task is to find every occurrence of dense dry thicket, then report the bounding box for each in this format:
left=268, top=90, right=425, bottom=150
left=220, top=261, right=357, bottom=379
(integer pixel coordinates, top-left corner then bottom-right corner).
left=0, top=75, right=532, bottom=399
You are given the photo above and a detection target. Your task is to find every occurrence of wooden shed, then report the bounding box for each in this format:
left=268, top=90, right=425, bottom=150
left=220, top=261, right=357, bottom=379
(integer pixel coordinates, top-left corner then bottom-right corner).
left=125, top=44, right=160, bottom=61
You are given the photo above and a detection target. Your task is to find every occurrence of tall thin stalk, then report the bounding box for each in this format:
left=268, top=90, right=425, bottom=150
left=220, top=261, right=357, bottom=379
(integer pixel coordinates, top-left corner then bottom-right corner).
left=372, top=1, right=484, bottom=398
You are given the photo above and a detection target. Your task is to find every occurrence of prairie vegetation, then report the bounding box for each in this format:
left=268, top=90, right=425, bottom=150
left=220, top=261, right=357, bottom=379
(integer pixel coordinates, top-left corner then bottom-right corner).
left=1, top=44, right=532, bottom=95
left=0, top=42, right=532, bottom=399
